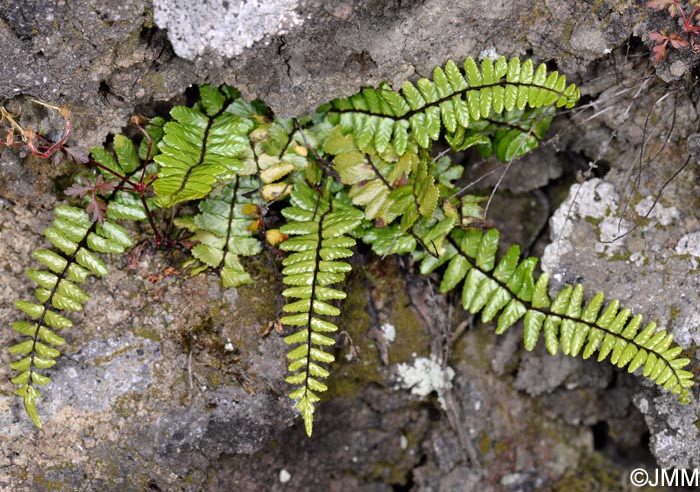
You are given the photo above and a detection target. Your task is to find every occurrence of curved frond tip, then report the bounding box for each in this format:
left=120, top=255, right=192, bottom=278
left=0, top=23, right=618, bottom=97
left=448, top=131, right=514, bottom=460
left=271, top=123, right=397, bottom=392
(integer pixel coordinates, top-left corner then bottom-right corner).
left=431, top=228, right=694, bottom=402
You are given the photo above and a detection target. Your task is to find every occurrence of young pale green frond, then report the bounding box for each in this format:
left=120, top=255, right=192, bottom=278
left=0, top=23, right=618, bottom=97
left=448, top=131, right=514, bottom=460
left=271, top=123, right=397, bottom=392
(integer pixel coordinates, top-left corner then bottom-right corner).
left=175, top=175, right=262, bottom=287
left=279, top=182, right=363, bottom=436
left=11, top=205, right=134, bottom=428
left=326, top=56, right=580, bottom=157
left=433, top=228, right=694, bottom=402
left=153, top=85, right=254, bottom=207
left=246, top=117, right=313, bottom=202
left=323, top=127, right=446, bottom=235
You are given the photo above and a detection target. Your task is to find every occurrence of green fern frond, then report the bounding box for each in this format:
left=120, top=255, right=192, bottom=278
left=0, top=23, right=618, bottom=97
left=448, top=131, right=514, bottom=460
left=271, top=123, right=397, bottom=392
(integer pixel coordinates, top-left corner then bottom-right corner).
left=279, top=181, right=363, bottom=436
left=11, top=205, right=133, bottom=427
left=175, top=175, right=263, bottom=287
left=153, top=85, right=254, bottom=207
left=326, top=56, right=580, bottom=156
left=433, top=228, right=693, bottom=402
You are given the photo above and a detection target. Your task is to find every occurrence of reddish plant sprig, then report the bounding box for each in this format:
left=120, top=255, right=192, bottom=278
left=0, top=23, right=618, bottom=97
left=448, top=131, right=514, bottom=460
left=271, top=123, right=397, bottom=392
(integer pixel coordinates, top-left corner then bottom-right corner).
left=26, top=121, right=71, bottom=160
left=64, top=175, right=119, bottom=223
left=647, top=0, right=700, bottom=61
left=649, top=30, right=690, bottom=62
left=0, top=101, right=169, bottom=246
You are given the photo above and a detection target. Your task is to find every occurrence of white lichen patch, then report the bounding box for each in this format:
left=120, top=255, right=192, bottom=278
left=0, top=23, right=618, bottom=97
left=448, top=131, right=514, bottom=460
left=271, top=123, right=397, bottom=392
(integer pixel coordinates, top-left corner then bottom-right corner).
left=394, top=354, right=455, bottom=409
left=478, top=47, right=499, bottom=61
left=543, top=179, right=628, bottom=272
left=675, top=309, right=700, bottom=348
left=628, top=251, right=645, bottom=267
left=635, top=196, right=679, bottom=227
left=675, top=232, right=700, bottom=270
left=595, top=216, right=630, bottom=256
left=380, top=322, right=396, bottom=343
left=153, top=0, right=304, bottom=60
left=675, top=232, right=700, bottom=257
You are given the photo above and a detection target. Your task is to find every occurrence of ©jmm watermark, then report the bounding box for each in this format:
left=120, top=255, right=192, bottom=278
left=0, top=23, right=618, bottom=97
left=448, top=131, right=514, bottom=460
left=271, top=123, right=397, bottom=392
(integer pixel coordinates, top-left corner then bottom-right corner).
left=630, top=468, right=700, bottom=487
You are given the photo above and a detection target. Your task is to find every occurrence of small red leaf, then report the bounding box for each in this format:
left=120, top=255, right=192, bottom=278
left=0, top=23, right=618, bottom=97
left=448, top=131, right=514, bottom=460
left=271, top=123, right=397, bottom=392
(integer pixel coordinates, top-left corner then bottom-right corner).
left=653, top=43, right=668, bottom=63
left=649, top=31, right=667, bottom=42
left=64, top=178, right=92, bottom=198
left=669, top=34, right=689, bottom=48
left=64, top=146, right=89, bottom=164
left=86, top=197, right=107, bottom=223
left=93, top=175, right=118, bottom=194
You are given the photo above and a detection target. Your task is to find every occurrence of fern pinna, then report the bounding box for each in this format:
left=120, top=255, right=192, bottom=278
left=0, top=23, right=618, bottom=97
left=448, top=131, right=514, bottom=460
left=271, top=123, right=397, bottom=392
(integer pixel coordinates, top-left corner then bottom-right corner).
left=7, top=56, right=694, bottom=436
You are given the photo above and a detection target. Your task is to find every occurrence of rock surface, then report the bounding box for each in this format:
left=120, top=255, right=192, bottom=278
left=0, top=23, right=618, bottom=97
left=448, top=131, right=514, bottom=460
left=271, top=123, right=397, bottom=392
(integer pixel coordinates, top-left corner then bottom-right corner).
left=542, top=51, right=700, bottom=469
left=0, top=0, right=698, bottom=491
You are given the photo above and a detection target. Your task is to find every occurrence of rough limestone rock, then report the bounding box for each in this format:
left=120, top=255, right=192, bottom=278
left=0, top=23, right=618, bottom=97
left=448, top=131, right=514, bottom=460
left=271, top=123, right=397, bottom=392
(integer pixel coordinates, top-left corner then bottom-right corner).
left=0, top=0, right=698, bottom=490
left=1, top=0, right=636, bottom=145
left=541, top=68, right=700, bottom=468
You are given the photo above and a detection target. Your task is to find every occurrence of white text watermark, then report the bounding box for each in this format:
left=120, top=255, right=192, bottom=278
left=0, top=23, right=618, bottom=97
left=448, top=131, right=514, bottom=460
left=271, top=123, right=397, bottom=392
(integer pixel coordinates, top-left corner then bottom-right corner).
left=630, top=468, right=700, bottom=487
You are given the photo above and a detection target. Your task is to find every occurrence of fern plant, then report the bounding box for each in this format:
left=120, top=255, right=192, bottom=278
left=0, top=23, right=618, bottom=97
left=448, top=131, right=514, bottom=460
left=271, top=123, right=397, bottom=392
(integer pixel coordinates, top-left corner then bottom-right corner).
left=6, top=56, right=695, bottom=437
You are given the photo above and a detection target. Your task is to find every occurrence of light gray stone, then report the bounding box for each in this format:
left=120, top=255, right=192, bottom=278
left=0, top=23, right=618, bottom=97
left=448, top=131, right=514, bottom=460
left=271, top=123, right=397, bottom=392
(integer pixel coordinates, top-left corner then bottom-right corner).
left=153, top=0, right=304, bottom=59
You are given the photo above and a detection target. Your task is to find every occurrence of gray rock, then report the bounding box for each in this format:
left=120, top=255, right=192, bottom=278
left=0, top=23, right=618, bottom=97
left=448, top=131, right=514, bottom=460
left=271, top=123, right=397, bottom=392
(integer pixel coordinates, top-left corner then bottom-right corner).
left=541, top=144, right=700, bottom=468
left=0, top=0, right=646, bottom=145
